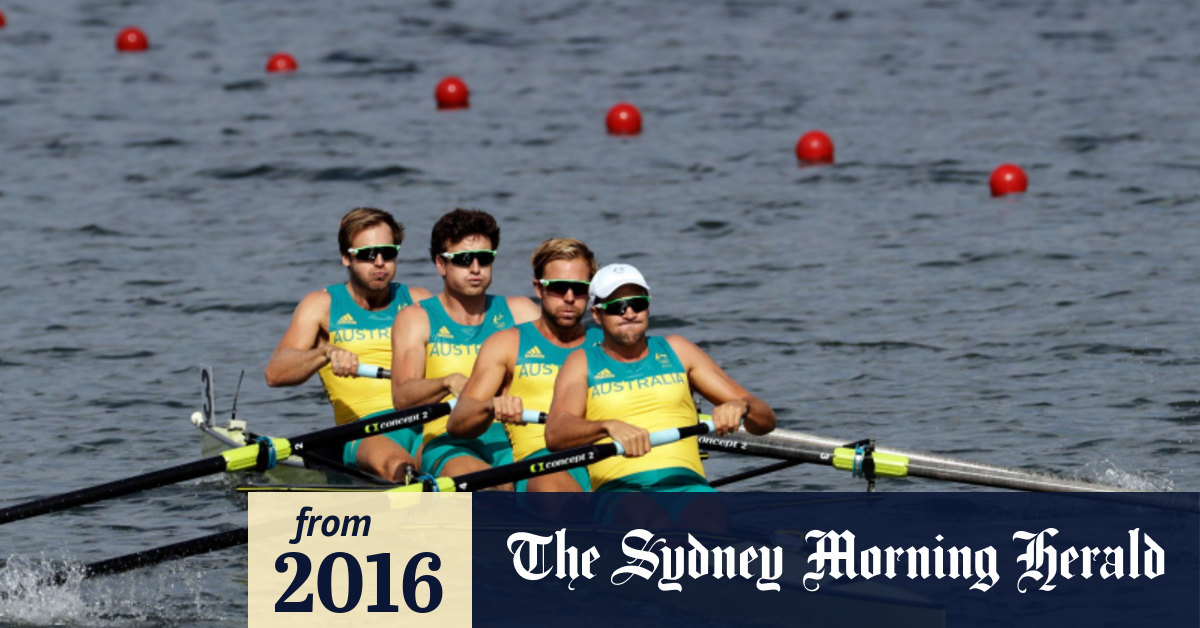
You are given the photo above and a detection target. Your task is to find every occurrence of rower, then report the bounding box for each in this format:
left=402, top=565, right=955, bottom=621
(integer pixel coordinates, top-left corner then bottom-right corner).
left=546, top=263, right=776, bottom=492
left=447, top=238, right=599, bottom=492
left=390, top=209, right=540, bottom=485
left=264, top=207, right=432, bottom=481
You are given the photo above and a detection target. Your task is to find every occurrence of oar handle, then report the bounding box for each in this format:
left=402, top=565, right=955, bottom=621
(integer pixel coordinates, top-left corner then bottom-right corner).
left=613, top=419, right=714, bottom=456
left=352, top=371, right=545, bottom=424
left=356, top=364, right=391, bottom=379
left=445, top=398, right=545, bottom=424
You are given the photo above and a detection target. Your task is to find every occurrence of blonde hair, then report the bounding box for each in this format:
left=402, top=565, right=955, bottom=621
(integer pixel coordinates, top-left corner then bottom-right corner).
left=338, top=207, right=404, bottom=254
left=529, top=238, right=598, bottom=279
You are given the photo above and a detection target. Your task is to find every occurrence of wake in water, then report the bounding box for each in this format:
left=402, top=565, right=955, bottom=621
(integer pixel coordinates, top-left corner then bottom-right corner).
left=1080, top=460, right=1176, bottom=492
left=0, top=554, right=222, bottom=627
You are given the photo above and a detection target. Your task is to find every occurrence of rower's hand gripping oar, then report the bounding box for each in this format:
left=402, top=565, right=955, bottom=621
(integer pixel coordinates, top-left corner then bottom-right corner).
left=356, top=364, right=546, bottom=424
left=355, top=363, right=391, bottom=379
left=442, top=397, right=545, bottom=425
left=409, top=418, right=716, bottom=493
left=0, top=401, right=450, bottom=525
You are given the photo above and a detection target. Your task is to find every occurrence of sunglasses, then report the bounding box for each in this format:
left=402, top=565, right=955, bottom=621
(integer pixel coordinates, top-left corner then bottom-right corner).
left=440, top=249, right=497, bottom=267
left=539, top=279, right=590, bottom=297
left=347, top=244, right=400, bottom=262
left=595, top=295, right=651, bottom=316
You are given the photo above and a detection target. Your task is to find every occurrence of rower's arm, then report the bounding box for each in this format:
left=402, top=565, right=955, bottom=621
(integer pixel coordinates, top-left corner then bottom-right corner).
left=265, top=290, right=333, bottom=387
left=546, top=351, right=650, bottom=455
left=447, top=329, right=517, bottom=439
left=408, top=285, right=435, bottom=303
left=390, top=304, right=458, bottom=407
left=667, top=335, right=777, bottom=436
left=507, top=295, right=541, bottom=325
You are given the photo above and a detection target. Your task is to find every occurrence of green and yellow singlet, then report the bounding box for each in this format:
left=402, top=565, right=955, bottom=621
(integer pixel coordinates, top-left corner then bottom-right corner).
left=420, top=295, right=514, bottom=446
left=507, top=323, right=600, bottom=461
left=583, top=336, right=705, bottom=490
left=318, top=282, right=414, bottom=425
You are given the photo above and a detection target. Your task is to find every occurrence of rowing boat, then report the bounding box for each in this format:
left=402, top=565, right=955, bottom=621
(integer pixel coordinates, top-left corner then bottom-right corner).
left=193, top=366, right=1127, bottom=493
left=0, top=367, right=1138, bottom=616
left=194, top=413, right=1127, bottom=494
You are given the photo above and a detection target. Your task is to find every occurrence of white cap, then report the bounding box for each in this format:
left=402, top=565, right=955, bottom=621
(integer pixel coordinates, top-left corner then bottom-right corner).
left=589, top=263, right=650, bottom=306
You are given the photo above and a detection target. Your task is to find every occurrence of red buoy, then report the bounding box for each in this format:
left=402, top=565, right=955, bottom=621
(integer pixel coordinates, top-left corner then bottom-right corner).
left=606, top=102, right=642, bottom=135
left=435, top=76, right=469, bottom=109
left=266, top=52, right=298, bottom=73
left=115, top=26, right=149, bottom=52
left=795, top=130, right=834, bottom=164
left=0, top=10, right=7, bottom=28
left=989, top=163, right=1028, bottom=197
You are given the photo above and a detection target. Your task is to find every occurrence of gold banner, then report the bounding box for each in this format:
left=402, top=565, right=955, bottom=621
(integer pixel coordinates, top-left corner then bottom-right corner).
left=248, top=492, right=471, bottom=627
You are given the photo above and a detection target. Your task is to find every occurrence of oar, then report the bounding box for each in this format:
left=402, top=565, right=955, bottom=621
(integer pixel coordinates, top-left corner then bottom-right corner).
left=356, top=364, right=391, bottom=379
left=709, top=459, right=804, bottom=488
left=424, top=419, right=714, bottom=492
left=0, top=528, right=249, bottom=599
left=59, top=528, right=247, bottom=585
left=356, top=364, right=546, bottom=424
left=0, top=402, right=450, bottom=525
left=240, top=419, right=718, bottom=493
left=698, top=427, right=1127, bottom=492
left=11, top=420, right=714, bottom=588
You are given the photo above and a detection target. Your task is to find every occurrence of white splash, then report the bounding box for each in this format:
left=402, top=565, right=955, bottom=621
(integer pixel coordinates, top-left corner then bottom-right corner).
left=0, top=553, right=220, bottom=627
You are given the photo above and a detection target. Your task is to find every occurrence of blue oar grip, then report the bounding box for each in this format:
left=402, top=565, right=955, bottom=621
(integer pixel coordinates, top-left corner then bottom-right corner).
left=446, top=398, right=545, bottom=424
left=356, top=364, right=390, bottom=379
left=614, top=420, right=715, bottom=456
left=652, top=419, right=714, bottom=446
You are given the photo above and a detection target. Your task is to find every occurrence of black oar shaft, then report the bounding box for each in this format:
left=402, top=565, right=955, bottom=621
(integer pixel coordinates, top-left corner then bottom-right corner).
left=699, top=432, right=829, bottom=465
left=0, top=458, right=227, bottom=525
left=0, top=402, right=450, bottom=526
left=452, top=421, right=713, bottom=492
left=709, top=459, right=803, bottom=488
left=50, top=528, right=248, bottom=586
left=454, top=443, right=619, bottom=492
left=288, top=402, right=449, bottom=455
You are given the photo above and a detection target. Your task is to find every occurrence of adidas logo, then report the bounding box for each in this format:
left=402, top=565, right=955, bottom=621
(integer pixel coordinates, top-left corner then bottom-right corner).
left=595, top=368, right=614, bottom=380
left=336, top=313, right=357, bottom=326
left=436, top=326, right=454, bottom=340
left=524, top=346, right=545, bottom=360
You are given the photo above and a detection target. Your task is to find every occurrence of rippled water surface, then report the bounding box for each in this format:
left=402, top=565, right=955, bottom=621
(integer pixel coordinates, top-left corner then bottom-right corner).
left=2, top=0, right=1199, bottom=624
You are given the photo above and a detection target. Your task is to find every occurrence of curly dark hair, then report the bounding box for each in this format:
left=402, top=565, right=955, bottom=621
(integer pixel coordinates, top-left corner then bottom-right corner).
left=429, top=208, right=501, bottom=261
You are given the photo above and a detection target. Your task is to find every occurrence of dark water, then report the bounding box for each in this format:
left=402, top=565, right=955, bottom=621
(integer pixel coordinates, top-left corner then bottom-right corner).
left=2, top=0, right=1198, bottom=624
